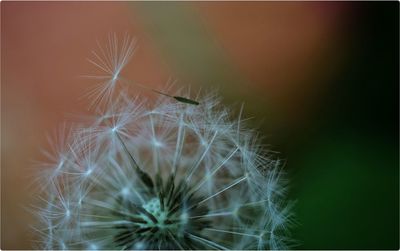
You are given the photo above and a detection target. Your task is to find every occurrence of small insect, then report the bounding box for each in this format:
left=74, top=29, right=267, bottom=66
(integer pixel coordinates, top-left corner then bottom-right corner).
left=120, top=78, right=200, bottom=106
left=151, top=89, right=199, bottom=105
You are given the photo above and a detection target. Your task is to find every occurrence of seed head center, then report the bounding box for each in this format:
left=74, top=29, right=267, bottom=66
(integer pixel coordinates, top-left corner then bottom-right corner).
left=141, top=198, right=170, bottom=229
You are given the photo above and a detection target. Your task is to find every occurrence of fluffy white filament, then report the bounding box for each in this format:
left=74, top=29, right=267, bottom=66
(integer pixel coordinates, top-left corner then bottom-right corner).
left=33, top=34, right=293, bottom=250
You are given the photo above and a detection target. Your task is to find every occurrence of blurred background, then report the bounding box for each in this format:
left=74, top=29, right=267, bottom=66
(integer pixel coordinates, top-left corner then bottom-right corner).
left=2, top=2, right=398, bottom=249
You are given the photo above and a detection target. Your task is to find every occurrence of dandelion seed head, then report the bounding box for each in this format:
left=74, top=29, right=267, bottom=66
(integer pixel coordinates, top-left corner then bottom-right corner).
left=34, top=35, right=294, bottom=250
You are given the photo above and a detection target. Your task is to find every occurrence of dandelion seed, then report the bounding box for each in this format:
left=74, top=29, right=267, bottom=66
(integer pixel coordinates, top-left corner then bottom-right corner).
left=34, top=35, right=293, bottom=250
left=85, top=33, right=137, bottom=107
left=86, top=34, right=199, bottom=107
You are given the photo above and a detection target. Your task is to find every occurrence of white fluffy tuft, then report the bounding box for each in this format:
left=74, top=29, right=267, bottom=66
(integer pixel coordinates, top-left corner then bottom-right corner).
left=33, top=35, right=293, bottom=250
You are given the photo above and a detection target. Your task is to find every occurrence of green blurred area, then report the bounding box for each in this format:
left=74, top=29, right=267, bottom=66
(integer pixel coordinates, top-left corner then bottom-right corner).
left=292, top=134, right=398, bottom=249
left=131, top=2, right=399, bottom=249
left=289, top=3, right=399, bottom=249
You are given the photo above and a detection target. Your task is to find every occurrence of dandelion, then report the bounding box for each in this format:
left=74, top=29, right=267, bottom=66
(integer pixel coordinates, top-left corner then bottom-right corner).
left=34, top=35, right=293, bottom=250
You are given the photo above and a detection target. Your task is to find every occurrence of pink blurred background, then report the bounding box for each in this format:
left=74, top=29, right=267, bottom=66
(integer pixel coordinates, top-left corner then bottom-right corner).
left=2, top=2, right=349, bottom=249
